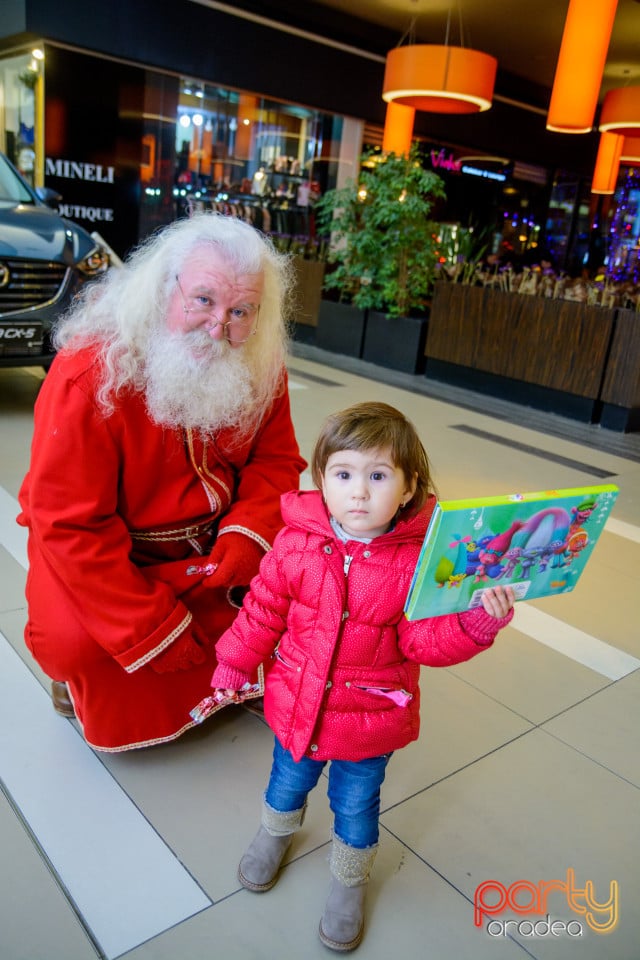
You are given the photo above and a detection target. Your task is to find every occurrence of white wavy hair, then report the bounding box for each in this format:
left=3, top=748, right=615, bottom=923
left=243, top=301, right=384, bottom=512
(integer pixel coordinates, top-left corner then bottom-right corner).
left=54, top=213, right=293, bottom=425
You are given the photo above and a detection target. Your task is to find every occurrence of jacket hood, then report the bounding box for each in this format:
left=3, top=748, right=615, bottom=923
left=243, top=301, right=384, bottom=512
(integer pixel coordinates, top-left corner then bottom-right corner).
left=280, top=489, right=432, bottom=544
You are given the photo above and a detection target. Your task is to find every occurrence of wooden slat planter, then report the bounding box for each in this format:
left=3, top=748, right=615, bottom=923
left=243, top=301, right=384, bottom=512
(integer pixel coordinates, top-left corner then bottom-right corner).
left=599, top=307, right=640, bottom=431
left=290, top=257, right=325, bottom=327
left=425, top=283, right=614, bottom=398
left=424, top=283, right=640, bottom=431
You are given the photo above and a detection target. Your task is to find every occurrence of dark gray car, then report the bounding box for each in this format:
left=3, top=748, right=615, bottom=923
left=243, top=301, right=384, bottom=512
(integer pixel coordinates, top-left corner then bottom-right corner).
left=0, top=152, right=110, bottom=370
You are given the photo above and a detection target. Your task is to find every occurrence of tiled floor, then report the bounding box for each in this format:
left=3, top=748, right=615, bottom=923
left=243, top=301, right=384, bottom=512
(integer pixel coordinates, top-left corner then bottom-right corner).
left=1, top=348, right=639, bottom=960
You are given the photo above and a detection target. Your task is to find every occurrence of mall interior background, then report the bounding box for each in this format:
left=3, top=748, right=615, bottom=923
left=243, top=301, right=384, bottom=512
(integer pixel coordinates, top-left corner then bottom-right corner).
left=1, top=0, right=638, bottom=275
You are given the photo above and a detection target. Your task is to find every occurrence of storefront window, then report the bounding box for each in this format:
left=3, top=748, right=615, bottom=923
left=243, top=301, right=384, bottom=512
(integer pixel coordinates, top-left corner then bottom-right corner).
left=168, top=81, right=342, bottom=250
left=0, top=49, right=43, bottom=186
left=137, top=74, right=346, bottom=251
left=2, top=42, right=354, bottom=258
left=173, top=82, right=334, bottom=200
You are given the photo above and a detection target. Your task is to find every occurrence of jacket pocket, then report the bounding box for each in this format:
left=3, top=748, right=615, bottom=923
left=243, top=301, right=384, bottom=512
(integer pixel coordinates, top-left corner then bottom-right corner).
left=268, top=643, right=307, bottom=742
left=348, top=682, right=414, bottom=708
left=269, top=643, right=306, bottom=698
left=273, top=645, right=300, bottom=671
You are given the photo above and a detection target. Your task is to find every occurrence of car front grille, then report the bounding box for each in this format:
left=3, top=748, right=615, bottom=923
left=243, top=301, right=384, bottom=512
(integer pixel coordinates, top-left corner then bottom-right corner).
left=0, top=259, right=68, bottom=316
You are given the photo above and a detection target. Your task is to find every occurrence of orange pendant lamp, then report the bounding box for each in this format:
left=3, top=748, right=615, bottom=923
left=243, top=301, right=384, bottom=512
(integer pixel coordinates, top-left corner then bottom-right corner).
left=620, top=136, right=640, bottom=163
left=591, top=132, right=623, bottom=194
left=382, top=101, right=415, bottom=156
left=546, top=0, right=618, bottom=133
left=599, top=86, right=640, bottom=137
left=383, top=43, right=497, bottom=114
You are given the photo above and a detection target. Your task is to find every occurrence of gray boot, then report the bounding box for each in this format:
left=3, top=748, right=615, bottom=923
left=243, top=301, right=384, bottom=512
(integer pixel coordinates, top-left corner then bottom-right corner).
left=238, top=797, right=306, bottom=892
left=319, top=835, right=378, bottom=952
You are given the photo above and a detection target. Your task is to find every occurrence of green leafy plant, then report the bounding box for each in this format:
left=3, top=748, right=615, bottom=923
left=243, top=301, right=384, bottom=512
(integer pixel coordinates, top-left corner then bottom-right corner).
left=315, top=146, right=446, bottom=317
left=18, top=69, right=39, bottom=90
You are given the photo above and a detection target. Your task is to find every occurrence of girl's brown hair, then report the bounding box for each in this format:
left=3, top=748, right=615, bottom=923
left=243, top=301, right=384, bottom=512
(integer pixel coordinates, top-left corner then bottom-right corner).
left=311, top=401, right=435, bottom=513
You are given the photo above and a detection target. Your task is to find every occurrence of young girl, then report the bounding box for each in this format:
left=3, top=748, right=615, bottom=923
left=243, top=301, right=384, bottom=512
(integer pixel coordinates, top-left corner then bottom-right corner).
left=210, top=401, right=515, bottom=952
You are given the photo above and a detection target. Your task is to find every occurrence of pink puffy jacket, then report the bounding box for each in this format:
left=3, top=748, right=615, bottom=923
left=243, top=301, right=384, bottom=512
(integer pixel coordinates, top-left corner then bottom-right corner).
left=214, top=490, right=513, bottom=762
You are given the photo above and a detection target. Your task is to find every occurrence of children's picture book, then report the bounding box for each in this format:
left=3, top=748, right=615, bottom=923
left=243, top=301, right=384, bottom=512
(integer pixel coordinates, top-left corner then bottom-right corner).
left=405, top=484, right=619, bottom=619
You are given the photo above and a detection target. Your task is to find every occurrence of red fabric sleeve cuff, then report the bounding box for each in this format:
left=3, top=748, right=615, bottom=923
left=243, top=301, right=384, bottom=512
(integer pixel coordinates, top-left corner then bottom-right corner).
left=211, top=662, right=252, bottom=690
left=458, top=606, right=514, bottom=645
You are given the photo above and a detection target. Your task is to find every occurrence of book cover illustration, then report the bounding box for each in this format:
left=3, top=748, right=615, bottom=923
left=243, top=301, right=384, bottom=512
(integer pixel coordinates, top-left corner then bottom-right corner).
left=405, top=484, right=619, bottom=620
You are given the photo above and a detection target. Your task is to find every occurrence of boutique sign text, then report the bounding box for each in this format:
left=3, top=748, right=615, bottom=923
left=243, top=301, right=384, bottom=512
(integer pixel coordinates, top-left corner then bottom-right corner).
left=45, top=158, right=115, bottom=183
left=45, top=156, right=116, bottom=227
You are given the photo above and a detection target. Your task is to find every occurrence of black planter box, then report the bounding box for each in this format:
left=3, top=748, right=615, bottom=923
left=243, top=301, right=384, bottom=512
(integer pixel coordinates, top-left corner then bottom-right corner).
left=316, top=299, right=367, bottom=358
left=363, top=311, right=428, bottom=374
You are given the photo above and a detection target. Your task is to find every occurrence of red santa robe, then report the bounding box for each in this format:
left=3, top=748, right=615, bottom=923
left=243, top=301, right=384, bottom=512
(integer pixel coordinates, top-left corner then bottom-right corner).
left=17, top=346, right=306, bottom=751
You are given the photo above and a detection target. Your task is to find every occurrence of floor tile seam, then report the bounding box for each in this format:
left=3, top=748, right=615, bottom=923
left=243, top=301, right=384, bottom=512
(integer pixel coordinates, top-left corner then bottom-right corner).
left=380, top=681, right=640, bottom=816
left=287, top=365, right=342, bottom=387
left=442, top=668, right=552, bottom=727
left=450, top=424, right=620, bottom=478
left=1, top=776, right=105, bottom=959
left=378, top=687, right=636, bottom=820
left=531, top=669, right=640, bottom=728
left=376, top=824, right=540, bottom=959
left=290, top=355, right=590, bottom=469
left=212, top=841, right=332, bottom=907
left=534, top=726, right=640, bottom=792
left=457, top=420, right=640, bottom=468
left=445, top=668, right=616, bottom=728
left=288, top=344, right=640, bottom=463
left=125, top=901, right=215, bottom=958
left=379, top=725, right=539, bottom=817
left=0, top=604, right=27, bottom=617
left=444, top=669, right=640, bottom=775
left=2, top=754, right=216, bottom=953
left=532, top=671, right=640, bottom=789
left=0, top=637, right=216, bottom=958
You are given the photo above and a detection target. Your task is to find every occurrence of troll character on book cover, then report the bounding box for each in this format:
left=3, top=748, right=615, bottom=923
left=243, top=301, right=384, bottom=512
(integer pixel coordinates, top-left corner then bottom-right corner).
left=405, top=486, right=618, bottom=619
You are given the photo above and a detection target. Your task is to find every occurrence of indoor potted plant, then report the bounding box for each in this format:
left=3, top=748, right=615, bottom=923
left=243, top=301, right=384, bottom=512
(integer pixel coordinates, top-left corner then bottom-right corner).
left=315, top=145, right=445, bottom=369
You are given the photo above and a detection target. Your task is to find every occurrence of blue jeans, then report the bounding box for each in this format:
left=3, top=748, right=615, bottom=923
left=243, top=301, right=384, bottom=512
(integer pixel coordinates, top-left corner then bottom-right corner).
left=264, top=737, right=392, bottom=848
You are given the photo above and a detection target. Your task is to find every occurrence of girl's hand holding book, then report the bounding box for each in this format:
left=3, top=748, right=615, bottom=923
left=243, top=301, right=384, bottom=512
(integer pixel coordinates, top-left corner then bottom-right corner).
left=479, top=585, right=516, bottom=619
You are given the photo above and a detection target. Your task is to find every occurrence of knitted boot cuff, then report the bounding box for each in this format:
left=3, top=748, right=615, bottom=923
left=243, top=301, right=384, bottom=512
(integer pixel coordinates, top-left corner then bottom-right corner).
left=329, top=833, right=378, bottom=887
left=261, top=796, right=307, bottom=837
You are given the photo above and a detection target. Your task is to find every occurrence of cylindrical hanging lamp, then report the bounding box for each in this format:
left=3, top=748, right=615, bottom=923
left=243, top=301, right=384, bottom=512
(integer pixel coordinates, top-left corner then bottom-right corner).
left=599, top=86, right=640, bottom=137
left=382, top=44, right=497, bottom=114
left=620, top=136, right=640, bottom=162
left=235, top=94, right=259, bottom=159
left=546, top=0, right=618, bottom=134
left=382, top=101, right=415, bottom=156
left=591, top=132, right=623, bottom=194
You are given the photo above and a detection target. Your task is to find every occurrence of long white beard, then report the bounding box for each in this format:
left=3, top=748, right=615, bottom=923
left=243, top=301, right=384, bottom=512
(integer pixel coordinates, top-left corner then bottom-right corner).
left=144, top=327, right=255, bottom=435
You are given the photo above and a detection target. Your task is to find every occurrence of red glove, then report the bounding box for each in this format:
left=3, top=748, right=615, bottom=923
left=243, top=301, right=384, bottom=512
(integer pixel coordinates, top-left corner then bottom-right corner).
left=151, top=624, right=208, bottom=674
left=204, top=533, right=265, bottom=589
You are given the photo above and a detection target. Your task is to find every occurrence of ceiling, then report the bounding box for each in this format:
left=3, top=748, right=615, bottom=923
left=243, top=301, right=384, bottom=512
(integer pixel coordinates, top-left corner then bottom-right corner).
left=306, top=0, right=640, bottom=103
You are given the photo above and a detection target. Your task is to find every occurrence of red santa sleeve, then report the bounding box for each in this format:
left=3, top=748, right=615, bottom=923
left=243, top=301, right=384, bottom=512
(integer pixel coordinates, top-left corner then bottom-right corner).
left=18, top=360, right=196, bottom=671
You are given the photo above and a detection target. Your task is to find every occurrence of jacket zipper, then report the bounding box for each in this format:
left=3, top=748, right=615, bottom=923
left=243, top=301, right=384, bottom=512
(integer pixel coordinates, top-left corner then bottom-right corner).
left=341, top=554, right=353, bottom=622
left=340, top=550, right=413, bottom=708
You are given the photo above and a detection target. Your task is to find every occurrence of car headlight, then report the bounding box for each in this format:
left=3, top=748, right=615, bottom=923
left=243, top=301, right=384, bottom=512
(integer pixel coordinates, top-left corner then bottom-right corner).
left=77, top=245, right=110, bottom=277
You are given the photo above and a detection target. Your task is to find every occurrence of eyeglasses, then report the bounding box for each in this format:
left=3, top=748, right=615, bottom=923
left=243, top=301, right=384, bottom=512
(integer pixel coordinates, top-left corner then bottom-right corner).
left=175, top=276, right=259, bottom=344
